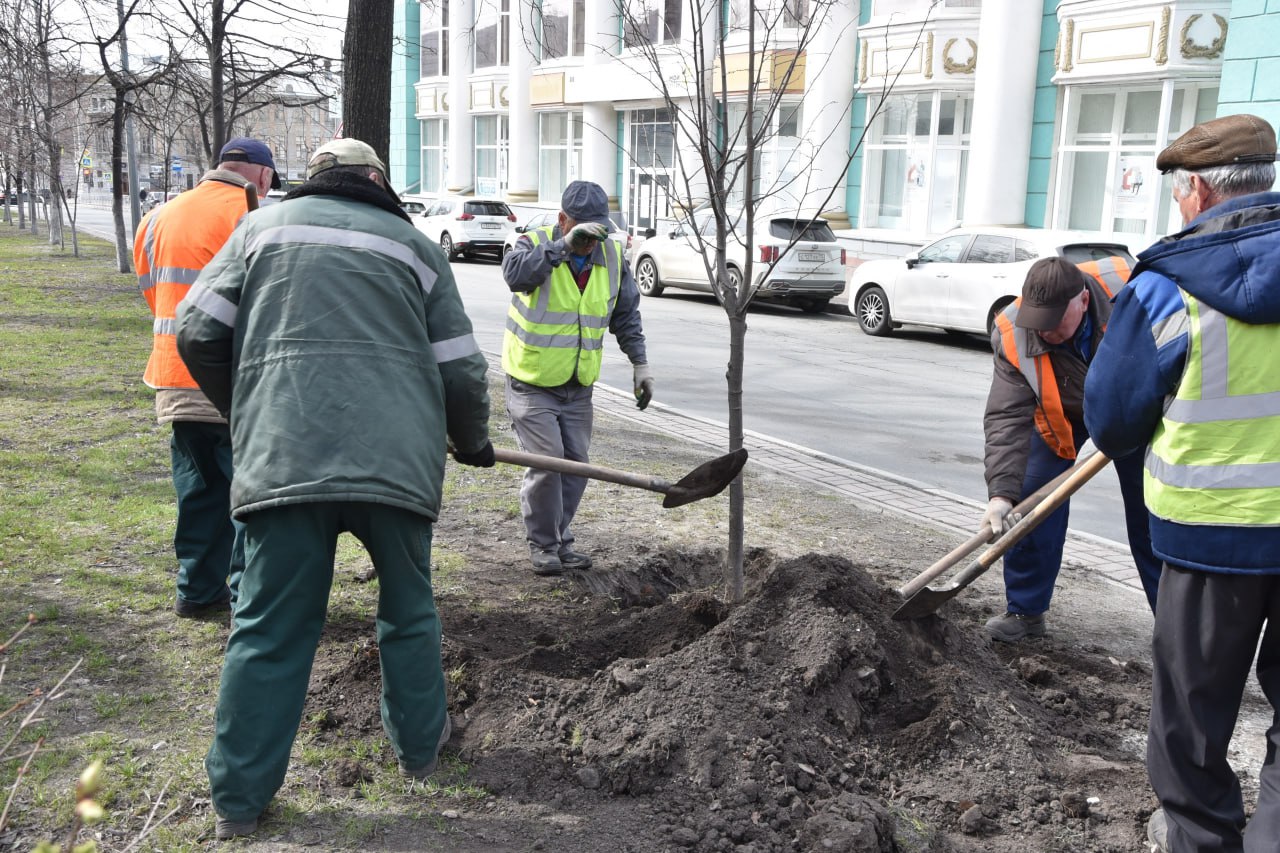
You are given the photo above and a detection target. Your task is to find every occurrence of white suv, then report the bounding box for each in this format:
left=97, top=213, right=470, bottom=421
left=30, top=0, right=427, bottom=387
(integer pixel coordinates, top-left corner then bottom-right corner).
left=632, top=212, right=846, bottom=314
left=414, top=196, right=516, bottom=262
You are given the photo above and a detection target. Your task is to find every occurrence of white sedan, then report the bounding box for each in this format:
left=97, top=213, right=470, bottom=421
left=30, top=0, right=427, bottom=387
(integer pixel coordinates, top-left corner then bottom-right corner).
left=849, top=228, right=1136, bottom=337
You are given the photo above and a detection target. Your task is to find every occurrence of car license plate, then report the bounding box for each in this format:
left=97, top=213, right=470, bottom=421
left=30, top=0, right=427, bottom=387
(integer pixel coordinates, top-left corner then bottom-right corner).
left=798, top=252, right=825, bottom=263
left=481, top=222, right=501, bottom=230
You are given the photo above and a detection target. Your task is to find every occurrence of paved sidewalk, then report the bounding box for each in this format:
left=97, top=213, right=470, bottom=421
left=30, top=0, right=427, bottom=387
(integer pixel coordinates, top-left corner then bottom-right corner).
left=581, top=375, right=1145, bottom=599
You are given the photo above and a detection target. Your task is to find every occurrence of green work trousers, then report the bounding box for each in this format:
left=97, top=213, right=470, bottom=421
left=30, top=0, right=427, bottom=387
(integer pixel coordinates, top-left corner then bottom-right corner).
left=206, top=502, right=448, bottom=821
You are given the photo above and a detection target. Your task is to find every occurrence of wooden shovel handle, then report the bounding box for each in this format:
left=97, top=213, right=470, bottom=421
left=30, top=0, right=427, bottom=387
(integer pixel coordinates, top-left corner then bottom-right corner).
left=492, top=446, right=673, bottom=494
left=897, top=445, right=1103, bottom=597
left=972, top=450, right=1113, bottom=571
left=245, top=183, right=259, bottom=211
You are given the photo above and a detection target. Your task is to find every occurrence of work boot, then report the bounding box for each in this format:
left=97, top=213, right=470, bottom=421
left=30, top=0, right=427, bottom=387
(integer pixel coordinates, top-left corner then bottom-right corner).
left=529, top=547, right=563, bottom=576
left=174, top=588, right=232, bottom=619
left=1146, top=808, right=1169, bottom=852
left=215, top=815, right=259, bottom=840
left=401, top=715, right=452, bottom=780
left=984, top=611, right=1046, bottom=643
left=558, top=549, right=592, bottom=570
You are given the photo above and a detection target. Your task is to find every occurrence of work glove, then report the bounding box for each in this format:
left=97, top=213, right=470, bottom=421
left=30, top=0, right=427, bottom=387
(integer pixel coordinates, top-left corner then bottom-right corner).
left=452, top=440, right=496, bottom=468
left=633, top=364, right=655, bottom=411
left=566, top=221, right=609, bottom=253
left=979, top=497, right=1018, bottom=539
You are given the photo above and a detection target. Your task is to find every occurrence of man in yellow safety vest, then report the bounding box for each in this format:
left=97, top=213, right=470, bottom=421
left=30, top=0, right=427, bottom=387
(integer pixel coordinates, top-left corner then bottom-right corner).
left=1085, top=113, right=1280, bottom=853
left=501, top=180, right=653, bottom=576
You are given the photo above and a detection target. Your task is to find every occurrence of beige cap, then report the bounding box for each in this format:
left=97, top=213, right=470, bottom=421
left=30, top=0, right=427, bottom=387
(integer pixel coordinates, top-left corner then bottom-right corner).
left=307, top=138, right=388, bottom=179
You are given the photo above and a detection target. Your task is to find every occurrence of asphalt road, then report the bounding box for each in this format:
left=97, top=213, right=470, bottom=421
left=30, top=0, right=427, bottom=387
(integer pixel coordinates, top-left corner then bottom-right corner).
left=448, top=255, right=1130, bottom=544
left=72, top=204, right=1128, bottom=543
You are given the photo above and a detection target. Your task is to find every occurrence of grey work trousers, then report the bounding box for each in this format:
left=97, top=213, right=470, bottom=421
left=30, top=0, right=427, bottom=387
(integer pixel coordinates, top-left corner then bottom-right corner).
left=1148, top=563, right=1280, bottom=853
left=504, top=376, right=594, bottom=552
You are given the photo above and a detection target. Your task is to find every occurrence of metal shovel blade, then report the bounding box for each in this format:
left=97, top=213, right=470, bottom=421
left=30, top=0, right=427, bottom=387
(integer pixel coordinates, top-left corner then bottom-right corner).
left=662, top=447, right=749, bottom=508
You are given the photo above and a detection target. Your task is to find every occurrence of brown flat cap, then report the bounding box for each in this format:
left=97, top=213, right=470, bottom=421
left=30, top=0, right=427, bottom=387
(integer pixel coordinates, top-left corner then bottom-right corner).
left=1156, top=113, right=1277, bottom=174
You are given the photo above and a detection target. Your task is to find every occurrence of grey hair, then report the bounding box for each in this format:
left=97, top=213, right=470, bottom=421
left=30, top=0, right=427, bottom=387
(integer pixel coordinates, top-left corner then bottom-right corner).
left=1171, top=162, right=1277, bottom=197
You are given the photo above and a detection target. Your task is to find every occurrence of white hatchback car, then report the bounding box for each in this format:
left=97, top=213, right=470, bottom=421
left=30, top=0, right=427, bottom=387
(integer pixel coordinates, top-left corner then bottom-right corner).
left=502, top=210, right=633, bottom=260
left=413, top=196, right=516, bottom=261
left=850, top=228, right=1137, bottom=337
left=631, top=211, right=847, bottom=314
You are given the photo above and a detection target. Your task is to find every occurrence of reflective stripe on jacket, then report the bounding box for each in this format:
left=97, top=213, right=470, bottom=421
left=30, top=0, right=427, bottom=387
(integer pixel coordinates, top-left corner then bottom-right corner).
left=135, top=177, right=250, bottom=389
left=502, top=226, right=621, bottom=387
left=992, top=258, right=1131, bottom=461
left=1145, top=291, right=1280, bottom=526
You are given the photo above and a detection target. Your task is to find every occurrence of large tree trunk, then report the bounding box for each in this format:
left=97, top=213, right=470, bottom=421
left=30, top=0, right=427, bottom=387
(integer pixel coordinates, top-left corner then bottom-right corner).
left=342, top=0, right=393, bottom=165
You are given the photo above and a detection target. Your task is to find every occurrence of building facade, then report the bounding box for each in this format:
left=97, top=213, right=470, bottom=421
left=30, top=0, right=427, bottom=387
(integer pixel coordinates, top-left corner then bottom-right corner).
left=391, top=0, right=1280, bottom=248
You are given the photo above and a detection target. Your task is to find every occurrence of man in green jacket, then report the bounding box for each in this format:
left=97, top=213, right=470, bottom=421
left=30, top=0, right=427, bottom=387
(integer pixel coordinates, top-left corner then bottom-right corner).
left=176, top=138, right=493, bottom=840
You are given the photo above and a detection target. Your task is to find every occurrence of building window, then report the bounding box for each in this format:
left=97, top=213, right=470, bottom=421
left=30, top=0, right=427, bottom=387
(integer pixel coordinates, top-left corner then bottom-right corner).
left=1054, top=83, right=1219, bottom=242
left=623, top=0, right=681, bottom=49
left=538, top=112, right=582, bottom=201
left=724, top=102, right=804, bottom=208
left=627, top=108, right=677, bottom=232
left=420, top=0, right=449, bottom=77
left=474, top=114, right=509, bottom=196
left=421, top=118, right=448, bottom=195
left=862, top=91, right=971, bottom=233
left=729, top=0, right=808, bottom=31
left=540, top=0, right=585, bottom=60
left=475, top=0, right=510, bottom=70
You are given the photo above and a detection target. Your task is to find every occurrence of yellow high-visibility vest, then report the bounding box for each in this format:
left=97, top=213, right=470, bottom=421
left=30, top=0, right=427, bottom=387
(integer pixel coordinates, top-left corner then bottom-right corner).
left=1146, top=290, right=1280, bottom=526
left=502, top=226, right=621, bottom=387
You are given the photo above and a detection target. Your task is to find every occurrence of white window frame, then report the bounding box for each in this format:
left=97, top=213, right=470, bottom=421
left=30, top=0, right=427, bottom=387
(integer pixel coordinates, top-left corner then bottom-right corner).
left=1052, top=81, right=1220, bottom=243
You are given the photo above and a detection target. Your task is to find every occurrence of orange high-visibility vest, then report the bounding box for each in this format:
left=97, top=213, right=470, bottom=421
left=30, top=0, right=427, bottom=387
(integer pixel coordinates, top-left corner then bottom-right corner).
left=995, top=257, right=1132, bottom=459
left=135, top=180, right=249, bottom=389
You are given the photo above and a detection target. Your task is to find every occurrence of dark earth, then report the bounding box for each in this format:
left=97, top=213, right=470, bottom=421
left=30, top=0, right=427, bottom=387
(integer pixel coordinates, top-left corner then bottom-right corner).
left=268, top=407, right=1262, bottom=853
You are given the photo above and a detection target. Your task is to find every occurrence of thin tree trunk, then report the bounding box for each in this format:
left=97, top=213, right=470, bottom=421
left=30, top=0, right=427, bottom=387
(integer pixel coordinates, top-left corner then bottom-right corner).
left=111, top=91, right=130, bottom=272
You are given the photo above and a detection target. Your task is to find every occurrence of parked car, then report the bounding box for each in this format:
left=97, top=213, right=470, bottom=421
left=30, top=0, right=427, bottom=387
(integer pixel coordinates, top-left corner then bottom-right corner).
left=502, top=210, right=633, bottom=260
left=413, top=196, right=516, bottom=261
left=849, top=227, right=1137, bottom=337
left=631, top=211, right=846, bottom=314
left=399, top=194, right=434, bottom=216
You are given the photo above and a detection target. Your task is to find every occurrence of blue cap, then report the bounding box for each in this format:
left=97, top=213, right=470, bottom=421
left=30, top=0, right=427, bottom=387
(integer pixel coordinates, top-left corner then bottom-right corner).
left=560, top=180, right=614, bottom=231
left=218, top=137, right=281, bottom=189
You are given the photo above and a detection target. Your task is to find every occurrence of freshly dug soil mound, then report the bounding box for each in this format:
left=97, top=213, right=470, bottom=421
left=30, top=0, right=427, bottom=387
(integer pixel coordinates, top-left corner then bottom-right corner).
left=304, top=549, right=1156, bottom=852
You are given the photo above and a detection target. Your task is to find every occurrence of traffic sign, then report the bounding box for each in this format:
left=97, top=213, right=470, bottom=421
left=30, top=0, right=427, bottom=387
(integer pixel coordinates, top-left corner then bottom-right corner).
left=81, top=155, right=92, bottom=167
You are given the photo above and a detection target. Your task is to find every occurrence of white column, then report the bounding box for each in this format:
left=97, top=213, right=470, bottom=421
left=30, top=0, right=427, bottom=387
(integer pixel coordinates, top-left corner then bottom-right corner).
left=800, top=3, right=858, bottom=228
left=446, top=0, right=475, bottom=194
left=505, top=6, right=538, bottom=204
left=582, top=0, right=620, bottom=209
left=961, top=0, right=1043, bottom=226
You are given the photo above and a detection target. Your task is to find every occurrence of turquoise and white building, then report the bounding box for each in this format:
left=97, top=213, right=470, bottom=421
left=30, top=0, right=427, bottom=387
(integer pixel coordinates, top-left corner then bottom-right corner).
left=390, top=0, right=1280, bottom=252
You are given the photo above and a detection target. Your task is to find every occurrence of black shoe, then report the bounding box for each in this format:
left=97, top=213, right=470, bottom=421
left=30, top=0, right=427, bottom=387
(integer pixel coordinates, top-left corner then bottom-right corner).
left=401, top=715, right=452, bottom=780
left=174, top=589, right=232, bottom=619
left=215, top=814, right=259, bottom=840
left=529, top=548, right=563, bottom=576
left=984, top=611, right=1046, bottom=642
left=558, top=549, right=592, bottom=570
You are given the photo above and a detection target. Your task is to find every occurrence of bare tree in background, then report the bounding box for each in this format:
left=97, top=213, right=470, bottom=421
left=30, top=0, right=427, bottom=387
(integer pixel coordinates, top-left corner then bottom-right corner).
left=612, top=0, right=931, bottom=600
left=167, top=0, right=340, bottom=161
left=341, top=0, right=393, bottom=164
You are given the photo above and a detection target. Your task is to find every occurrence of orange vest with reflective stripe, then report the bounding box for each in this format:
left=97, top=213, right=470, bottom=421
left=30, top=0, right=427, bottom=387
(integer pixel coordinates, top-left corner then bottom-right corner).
left=995, top=257, right=1131, bottom=459
left=135, top=180, right=249, bottom=389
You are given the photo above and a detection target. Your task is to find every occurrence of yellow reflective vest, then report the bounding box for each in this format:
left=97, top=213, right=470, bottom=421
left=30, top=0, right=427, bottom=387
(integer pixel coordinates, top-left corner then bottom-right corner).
left=502, top=226, right=622, bottom=387
left=1145, top=291, right=1280, bottom=526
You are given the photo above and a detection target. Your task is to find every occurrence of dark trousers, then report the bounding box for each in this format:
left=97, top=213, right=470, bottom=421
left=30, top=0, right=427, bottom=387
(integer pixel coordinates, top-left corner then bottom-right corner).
left=1148, top=564, right=1280, bottom=852
left=1003, top=431, right=1161, bottom=614
left=206, top=502, right=449, bottom=821
left=170, top=421, right=244, bottom=605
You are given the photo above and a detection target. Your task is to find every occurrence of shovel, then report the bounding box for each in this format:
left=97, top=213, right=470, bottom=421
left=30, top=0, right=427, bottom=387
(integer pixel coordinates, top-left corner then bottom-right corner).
left=492, top=446, right=748, bottom=508
left=893, top=448, right=1112, bottom=621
